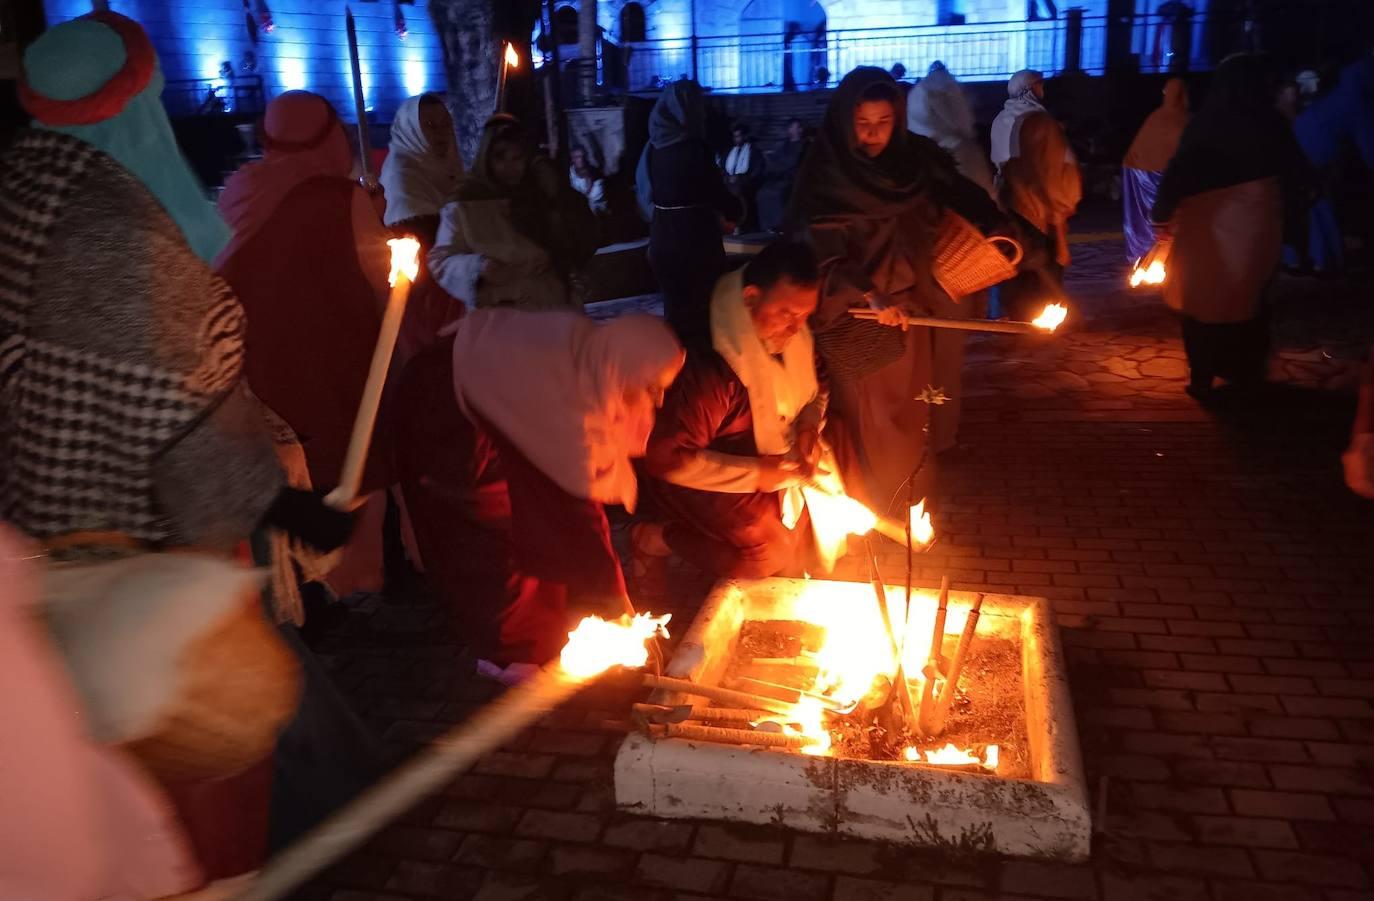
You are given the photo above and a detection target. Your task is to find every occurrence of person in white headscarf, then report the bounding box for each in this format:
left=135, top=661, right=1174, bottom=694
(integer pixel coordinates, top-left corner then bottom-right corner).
left=907, top=61, right=995, bottom=197
left=990, top=68, right=1047, bottom=173
left=379, top=92, right=464, bottom=243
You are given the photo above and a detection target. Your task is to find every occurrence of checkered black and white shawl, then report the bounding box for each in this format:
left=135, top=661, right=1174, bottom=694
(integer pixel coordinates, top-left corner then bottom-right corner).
left=0, top=131, right=283, bottom=549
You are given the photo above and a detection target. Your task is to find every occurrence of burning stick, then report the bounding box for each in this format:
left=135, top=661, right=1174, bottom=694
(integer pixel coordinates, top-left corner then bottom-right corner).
left=648, top=722, right=818, bottom=750
left=849, top=303, right=1068, bottom=335
left=916, top=576, right=951, bottom=736
left=730, top=676, right=852, bottom=712
left=631, top=703, right=771, bottom=724
left=325, top=237, right=421, bottom=511
left=927, top=593, right=985, bottom=734
left=234, top=613, right=669, bottom=901
left=864, top=539, right=917, bottom=723
left=494, top=42, right=519, bottom=113
left=1129, top=239, right=1171, bottom=288
left=642, top=674, right=797, bottom=716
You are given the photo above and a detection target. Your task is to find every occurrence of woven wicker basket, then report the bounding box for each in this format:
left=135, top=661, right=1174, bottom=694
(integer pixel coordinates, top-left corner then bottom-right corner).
left=933, top=210, right=1023, bottom=299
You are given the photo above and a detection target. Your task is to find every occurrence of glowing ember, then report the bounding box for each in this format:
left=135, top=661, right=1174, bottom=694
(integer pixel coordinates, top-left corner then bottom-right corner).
left=910, top=499, right=935, bottom=546
left=559, top=612, right=671, bottom=680
left=1129, top=258, right=1167, bottom=287
left=387, top=237, right=421, bottom=287
left=1031, top=303, right=1068, bottom=332
left=504, top=42, right=520, bottom=68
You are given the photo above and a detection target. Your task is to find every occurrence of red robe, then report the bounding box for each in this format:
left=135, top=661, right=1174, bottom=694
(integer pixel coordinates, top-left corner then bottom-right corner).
left=389, top=343, right=627, bottom=664
left=640, top=350, right=802, bottom=578
left=218, top=176, right=388, bottom=491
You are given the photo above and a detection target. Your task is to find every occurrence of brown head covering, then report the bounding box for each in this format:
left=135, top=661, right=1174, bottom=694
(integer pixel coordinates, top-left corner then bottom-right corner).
left=1124, top=78, right=1190, bottom=172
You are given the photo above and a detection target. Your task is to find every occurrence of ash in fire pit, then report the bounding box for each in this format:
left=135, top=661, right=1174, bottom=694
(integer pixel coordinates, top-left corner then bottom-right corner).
left=615, top=577, right=1090, bottom=860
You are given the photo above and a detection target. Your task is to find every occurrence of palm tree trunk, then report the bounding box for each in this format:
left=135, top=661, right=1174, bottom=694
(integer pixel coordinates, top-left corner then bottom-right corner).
left=428, top=0, right=540, bottom=166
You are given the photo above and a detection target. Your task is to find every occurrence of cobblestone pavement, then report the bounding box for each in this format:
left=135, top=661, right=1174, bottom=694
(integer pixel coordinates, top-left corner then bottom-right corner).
left=306, top=240, right=1374, bottom=901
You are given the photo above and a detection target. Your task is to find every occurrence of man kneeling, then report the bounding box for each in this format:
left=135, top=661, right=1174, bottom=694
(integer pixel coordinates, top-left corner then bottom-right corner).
left=634, top=241, right=824, bottom=580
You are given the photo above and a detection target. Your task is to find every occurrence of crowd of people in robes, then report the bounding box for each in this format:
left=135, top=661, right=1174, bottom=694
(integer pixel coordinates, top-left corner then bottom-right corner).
left=4, top=7, right=1373, bottom=895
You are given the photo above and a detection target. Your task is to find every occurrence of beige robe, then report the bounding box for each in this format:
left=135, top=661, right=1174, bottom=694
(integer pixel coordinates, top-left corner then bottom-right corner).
left=1164, top=177, right=1282, bottom=324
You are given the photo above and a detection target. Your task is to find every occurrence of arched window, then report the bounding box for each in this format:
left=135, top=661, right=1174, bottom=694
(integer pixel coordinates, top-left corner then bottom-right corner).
left=620, top=2, right=646, bottom=42
left=555, top=5, right=579, bottom=45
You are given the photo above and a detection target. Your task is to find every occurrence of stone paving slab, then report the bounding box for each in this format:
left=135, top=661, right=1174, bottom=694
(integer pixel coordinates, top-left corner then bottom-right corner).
left=304, top=238, right=1374, bottom=901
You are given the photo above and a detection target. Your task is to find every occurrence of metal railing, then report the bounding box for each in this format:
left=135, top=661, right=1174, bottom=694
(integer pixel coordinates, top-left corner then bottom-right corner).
left=618, top=13, right=1216, bottom=94
left=162, top=75, right=266, bottom=119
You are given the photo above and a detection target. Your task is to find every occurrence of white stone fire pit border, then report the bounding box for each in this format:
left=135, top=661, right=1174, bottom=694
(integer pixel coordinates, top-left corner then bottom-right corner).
left=614, top=577, right=1091, bottom=861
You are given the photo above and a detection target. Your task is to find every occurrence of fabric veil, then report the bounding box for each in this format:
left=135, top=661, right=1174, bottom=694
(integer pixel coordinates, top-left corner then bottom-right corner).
left=217, top=91, right=354, bottom=262
left=1124, top=77, right=1190, bottom=172
left=990, top=68, right=1046, bottom=168
left=635, top=79, right=708, bottom=215
left=709, top=269, right=819, bottom=458
left=450, top=310, right=683, bottom=511
left=1155, top=53, right=1306, bottom=222
left=907, top=64, right=996, bottom=196
left=380, top=93, right=464, bottom=227
left=20, top=13, right=231, bottom=264
left=793, top=67, right=945, bottom=220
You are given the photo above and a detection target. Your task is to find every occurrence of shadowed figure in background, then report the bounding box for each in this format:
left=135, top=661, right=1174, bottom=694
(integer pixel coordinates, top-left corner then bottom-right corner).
left=1153, top=52, right=1312, bottom=400
left=758, top=117, right=811, bottom=232
left=721, top=121, right=767, bottom=234
left=637, top=80, right=742, bottom=348
left=907, top=61, right=995, bottom=198
left=1122, top=78, right=1190, bottom=262
left=429, top=114, right=597, bottom=311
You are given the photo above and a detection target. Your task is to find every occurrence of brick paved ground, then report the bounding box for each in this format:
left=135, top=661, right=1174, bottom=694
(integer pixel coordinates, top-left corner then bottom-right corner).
left=304, top=242, right=1374, bottom=901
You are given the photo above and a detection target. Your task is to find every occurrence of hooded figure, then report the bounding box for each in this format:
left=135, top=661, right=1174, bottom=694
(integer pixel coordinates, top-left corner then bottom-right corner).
left=379, top=92, right=464, bottom=238
left=217, top=90, right=392, bottom=491
left=429, top=114, right=597, bottom=311
left=990, top=68, right=1047, bottom=172
left=907, top=62, right=995, bottom=197
left=1122, top=78, right=1190, bottom=261
left=1153, top=53, right=1311, bottom=398
left=636, top=80, right=742, bottom=347
left=391, top=311, right=684, bottom=667
left=792, top=67, right=1003, bottom=511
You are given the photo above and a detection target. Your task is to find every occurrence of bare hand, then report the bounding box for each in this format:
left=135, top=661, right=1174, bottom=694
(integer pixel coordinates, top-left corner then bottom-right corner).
left=1344, top=433, right=1374, bottom=499
left=796, top=427, right=822, bottom=478
left=757, top=455, right=803, bottom=492
left=875, top=306, right=909, bottom=330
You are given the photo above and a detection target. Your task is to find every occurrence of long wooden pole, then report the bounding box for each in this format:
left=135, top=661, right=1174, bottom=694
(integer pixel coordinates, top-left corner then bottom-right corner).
left=849, top=308, right=1056, bottom=335
left=325, top=243, right=415, bottom=511
left=928, top=593, right=986, bottom=734
left=232, top=666, right=584, bottom=900
left=643, top=674, right=797, bottom=715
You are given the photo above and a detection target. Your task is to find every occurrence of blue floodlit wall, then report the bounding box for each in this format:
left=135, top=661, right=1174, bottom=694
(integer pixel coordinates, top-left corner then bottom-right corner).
left=43, top=0, right=448, bottom=122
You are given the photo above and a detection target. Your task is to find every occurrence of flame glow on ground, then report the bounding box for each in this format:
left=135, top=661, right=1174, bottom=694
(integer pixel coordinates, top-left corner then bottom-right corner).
left=559, top=612, right=671, bottom=679
left=903, top=743, right=998, bottom=769
left=387, top=237, right=421, bottom=286
left=1129, top=259, right=1167, bottom=287
left=1031, top=303, right=1068, bottom=331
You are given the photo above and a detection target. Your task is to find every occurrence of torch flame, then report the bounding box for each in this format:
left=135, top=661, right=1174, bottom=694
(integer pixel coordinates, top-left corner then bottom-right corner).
left=387, top=237, right=421, bottom=287
left=1129, top=258, right=1167, bottom=287
left=790, top=697, right=832, bottom=756
left=559, top=612, right=671, bottom=680
left=1031, top=303, right=1068, bottom=332
left=504, top=42, right=520, bottom=69
left=804, top=489, right=878, bottom=538
left=910, top=499, right=935, bottom=546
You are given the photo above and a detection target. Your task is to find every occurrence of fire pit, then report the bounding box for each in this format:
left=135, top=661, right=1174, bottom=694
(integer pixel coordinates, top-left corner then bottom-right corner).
left=613, top=577, right=1090, bottom=861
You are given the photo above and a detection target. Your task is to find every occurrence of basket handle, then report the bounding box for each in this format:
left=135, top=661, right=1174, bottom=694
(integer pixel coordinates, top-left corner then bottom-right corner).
left=987, top=235, right=1023, bottom=267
